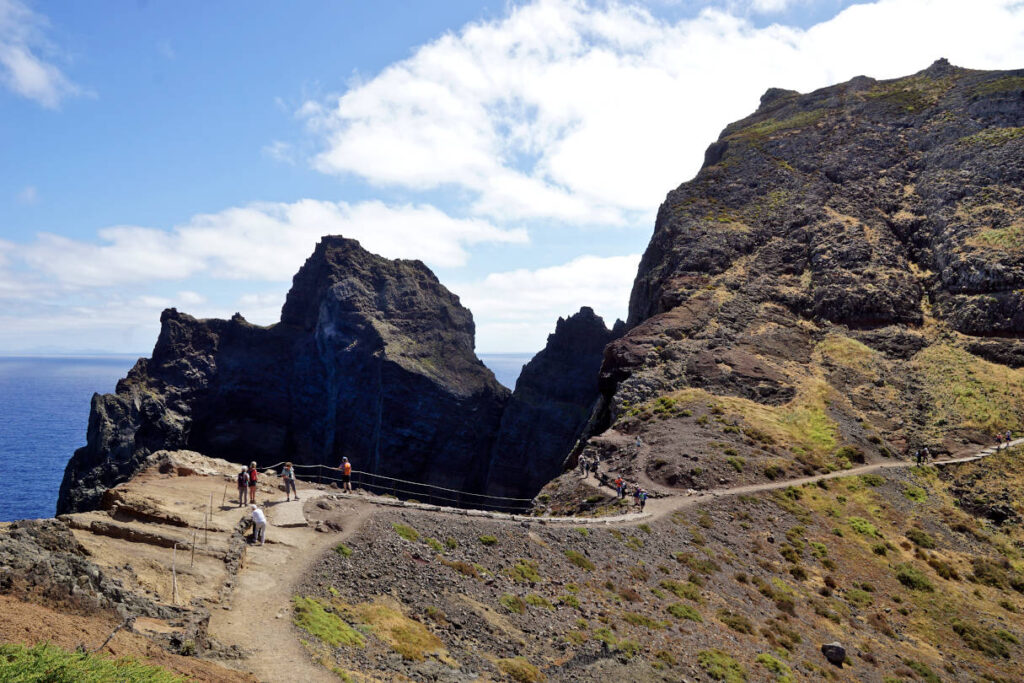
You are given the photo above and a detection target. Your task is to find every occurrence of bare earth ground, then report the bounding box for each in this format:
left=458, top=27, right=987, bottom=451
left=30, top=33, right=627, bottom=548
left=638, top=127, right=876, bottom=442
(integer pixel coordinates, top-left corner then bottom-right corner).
left=3, top=438, right=1018, bottom=681
left=208, top=496, right=374, bottom=683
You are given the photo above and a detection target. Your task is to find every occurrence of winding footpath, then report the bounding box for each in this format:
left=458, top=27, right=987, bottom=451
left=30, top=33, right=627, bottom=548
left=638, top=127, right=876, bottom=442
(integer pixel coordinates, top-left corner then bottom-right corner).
left=206, top=437, right=1020, bottom=681
left=310, top=437, right=1024, bottom=527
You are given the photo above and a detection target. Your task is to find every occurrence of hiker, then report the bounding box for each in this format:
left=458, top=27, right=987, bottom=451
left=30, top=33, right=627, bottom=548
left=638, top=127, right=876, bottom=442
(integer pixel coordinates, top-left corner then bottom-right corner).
left=589, top=457, right=599, bottom=479
left=638, top=488, right=648, bottom=512
left=281, top=462, right=299, bottom=502
left=250, top=504, right=266, bottom=545
left=614, top=477, right=624, bottom=499
left=336, top=456, right=353, bottom=493
left=635, top=435, right=643, bottom=449
left=1006, top=429, right=1013, bottom=449
left=914, top=449, right=923, bottom=466
left=248, top=461, right=259, bottom=503
left=237, top=467, right=249, bottom=506
left=578, top=455, right=588, bottom=477
left=921, top=446, right=930, bottom=462
left=633, top=486, right=641, bottom=508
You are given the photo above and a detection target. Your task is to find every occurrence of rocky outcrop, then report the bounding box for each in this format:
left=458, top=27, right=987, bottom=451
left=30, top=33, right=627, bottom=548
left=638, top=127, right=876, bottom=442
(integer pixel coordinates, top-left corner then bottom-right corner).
left=59, top=237, right=510, bottom=514
left=483, top=308, right=623, bottom=503
left=587, top=61, right=1024, bottom=490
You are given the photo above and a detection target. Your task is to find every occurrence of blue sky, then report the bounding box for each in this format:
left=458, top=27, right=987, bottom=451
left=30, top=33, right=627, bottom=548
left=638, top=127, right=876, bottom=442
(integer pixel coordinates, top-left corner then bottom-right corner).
left=3, top=0, right=1024, bottom=354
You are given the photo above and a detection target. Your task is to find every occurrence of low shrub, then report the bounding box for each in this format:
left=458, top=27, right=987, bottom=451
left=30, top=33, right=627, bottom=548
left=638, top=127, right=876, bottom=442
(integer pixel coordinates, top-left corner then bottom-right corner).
left=895, top=564, right=934, bottom=591
left=392, top=523, right=419, bottom=542
left=698, top=649, right=747, bottom=682
left=479, top=535, right=498, bottom=546
left=717, top=609, right=754, bottom=634
left=292, top=596, right=364, bottom=648
left=564, top=550, right=595, bottom=571
left=0, top=643, right=184, bottom=683
left=497, top=656, right=544, bottom=682
left=906, top=529, right=936, bottom=549
left=499, top=593, right=526, bottom=614
left=667, top=603, right=702, bottom=622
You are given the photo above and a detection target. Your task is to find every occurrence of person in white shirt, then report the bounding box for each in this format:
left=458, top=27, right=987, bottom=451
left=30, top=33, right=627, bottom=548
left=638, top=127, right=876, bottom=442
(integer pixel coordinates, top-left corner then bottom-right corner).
left=250, top=504, right=267, bottom=545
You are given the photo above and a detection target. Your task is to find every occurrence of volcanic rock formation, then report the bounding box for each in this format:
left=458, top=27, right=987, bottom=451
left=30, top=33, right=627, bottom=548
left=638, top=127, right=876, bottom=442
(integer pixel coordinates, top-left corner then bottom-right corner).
left=483, top=307, right=624, bottom=502
left=58, top=238, right=511, bottom=513
left=585, top=59, right=1024, bottom=492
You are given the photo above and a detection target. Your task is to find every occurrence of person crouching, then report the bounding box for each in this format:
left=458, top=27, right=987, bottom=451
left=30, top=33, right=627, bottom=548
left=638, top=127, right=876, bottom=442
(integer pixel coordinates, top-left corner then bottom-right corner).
left=250, top=504, right=266, bottom=545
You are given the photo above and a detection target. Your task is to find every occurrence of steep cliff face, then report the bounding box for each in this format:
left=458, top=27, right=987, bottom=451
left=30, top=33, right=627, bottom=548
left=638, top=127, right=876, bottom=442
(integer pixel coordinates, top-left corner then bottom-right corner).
left=483, top=307, right=623, bottom=503
left=588, top=60, right=1024, bottom=491
left=58, top=237, right=510, bottom=514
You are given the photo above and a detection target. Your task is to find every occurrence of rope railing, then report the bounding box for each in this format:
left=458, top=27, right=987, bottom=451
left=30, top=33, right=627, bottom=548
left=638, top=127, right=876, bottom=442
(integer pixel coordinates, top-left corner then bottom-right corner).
left=258, top=461, right=534, bottom=513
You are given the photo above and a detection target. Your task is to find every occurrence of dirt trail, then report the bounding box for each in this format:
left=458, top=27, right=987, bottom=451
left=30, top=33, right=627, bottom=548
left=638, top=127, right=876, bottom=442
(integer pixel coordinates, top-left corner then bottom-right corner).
left=207, top=497, right=373, bottom=683
left=575, top=437, right=1024, bottom=523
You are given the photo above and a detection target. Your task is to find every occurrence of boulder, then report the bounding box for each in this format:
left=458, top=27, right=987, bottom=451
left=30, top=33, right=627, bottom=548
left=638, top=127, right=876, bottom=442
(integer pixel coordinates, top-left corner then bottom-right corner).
left=821, top=641, right=846, bottom=666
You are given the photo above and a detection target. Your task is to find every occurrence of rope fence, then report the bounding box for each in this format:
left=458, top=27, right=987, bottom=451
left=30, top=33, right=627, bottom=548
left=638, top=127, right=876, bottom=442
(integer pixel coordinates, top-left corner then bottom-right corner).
left=260, top=461, right=534, bottom=513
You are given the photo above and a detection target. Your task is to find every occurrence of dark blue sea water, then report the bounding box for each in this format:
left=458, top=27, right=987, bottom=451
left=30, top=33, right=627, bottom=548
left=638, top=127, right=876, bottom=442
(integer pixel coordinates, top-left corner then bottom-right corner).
left=0, top=353, right=533, bottom=522
left=0, top=356, right=140, bottom=522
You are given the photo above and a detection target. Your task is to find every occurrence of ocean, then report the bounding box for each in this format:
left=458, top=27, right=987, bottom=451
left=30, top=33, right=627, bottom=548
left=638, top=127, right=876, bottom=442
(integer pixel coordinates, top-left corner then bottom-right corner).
left=0, top=353, right=532, bottom=522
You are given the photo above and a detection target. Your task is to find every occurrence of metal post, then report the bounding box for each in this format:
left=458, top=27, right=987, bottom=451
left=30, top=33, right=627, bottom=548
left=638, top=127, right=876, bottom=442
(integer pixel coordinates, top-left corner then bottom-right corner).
left=190, top=531, right=197, bottom=568
left=171, top=543, right=178, bottom=605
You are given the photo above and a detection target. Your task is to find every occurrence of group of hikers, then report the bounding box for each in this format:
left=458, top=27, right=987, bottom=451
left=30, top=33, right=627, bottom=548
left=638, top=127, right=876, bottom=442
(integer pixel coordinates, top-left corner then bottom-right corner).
left=236, top=457, right=356, bottom=545
left=911, top=429, right=1013, bottom=465
left=577, top=453, right=648, bottom=511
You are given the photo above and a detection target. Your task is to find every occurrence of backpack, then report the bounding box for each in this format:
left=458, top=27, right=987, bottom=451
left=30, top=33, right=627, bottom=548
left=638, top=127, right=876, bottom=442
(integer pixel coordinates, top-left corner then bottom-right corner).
left=248, top=469, right=258, bottom=484
left=237, top=471, right=248, bottom=486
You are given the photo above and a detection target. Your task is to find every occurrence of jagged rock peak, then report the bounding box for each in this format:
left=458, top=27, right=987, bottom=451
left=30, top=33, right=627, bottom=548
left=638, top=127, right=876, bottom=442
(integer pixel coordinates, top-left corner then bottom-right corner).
left=59, top=237, right=508, bottom=514
left=484, top=306, right=624, bottom=500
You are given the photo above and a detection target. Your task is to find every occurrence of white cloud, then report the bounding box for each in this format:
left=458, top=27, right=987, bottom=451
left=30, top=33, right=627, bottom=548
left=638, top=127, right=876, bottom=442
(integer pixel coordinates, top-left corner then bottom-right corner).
left=0, top=0, right=81, bottom=108
left=178, top=290, right=206, bottom=306
left=16, top=184, right=37, bottom=204
left=15, top=199, right=527, bottom=289
left=262, top=140, right=296, bottom=164
left=301, top=0, right=1024, bottom=226
left=452, top=253, right=641, bottom=352
left=237, top=292, right=287, bottom=325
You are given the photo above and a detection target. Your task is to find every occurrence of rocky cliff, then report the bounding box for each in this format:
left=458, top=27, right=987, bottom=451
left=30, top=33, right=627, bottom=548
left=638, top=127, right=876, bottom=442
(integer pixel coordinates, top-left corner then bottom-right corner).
left=483, top=307, right=623, bottom=503
left=583, top=59, right=1024, bottom=492
left=58, top=237, right=511, bottom=513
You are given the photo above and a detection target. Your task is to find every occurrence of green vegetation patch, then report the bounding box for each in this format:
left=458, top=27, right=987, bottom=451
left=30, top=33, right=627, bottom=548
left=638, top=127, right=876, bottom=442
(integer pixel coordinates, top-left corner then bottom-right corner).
left=623, top=612, right=668, bottom=629
left=564, top=550, right=595, bottom=571
left=971, top=76, right=1024, bottom=97
left=660, top=579, right=702, bottom=603
left=497, top=656, right=545, bottom=682
left=717, top=609, right=754, bottom=634
left=479, top=535, right=497, bottom=546
left=293, top=596, right=365, bottom=648
left=913, top=344, right=1024, bottom=433
left=525, top=593, right=554, bottom=610
left=508, top=559, right=541, bottom=583
left=895, top=564, right=934, bottom=592
left=333, top=543, right=353, bottom=557
left=698, top=649, right=748, bottom=682
left=499, top=593, right=526, bottom=614
left=958, top=126, right=1024, bottom=148
left=903, top=486, right=927, bottom=503
left=952, top=618, right=1011, bottom=658
left=425, top=537, right=444, bottom=553
left=730, top=108, right=827, bottom=140
left=0, top=642, right=184, bottom=683
left=848, top=517, right=881, bottom=538
left=392, top=523, right=420, bottom=542
left=906, top=528, right=936, bottom=549
left=755, top=652, right=793, bottom=681
left=667, top=602, right=702, bottom=622
left=903, top=659, right=941, bottom=683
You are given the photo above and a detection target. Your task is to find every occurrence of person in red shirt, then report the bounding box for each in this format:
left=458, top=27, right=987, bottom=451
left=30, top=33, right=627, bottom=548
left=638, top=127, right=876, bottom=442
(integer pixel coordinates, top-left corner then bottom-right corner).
left=247, top=462, right=259, bottom=503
